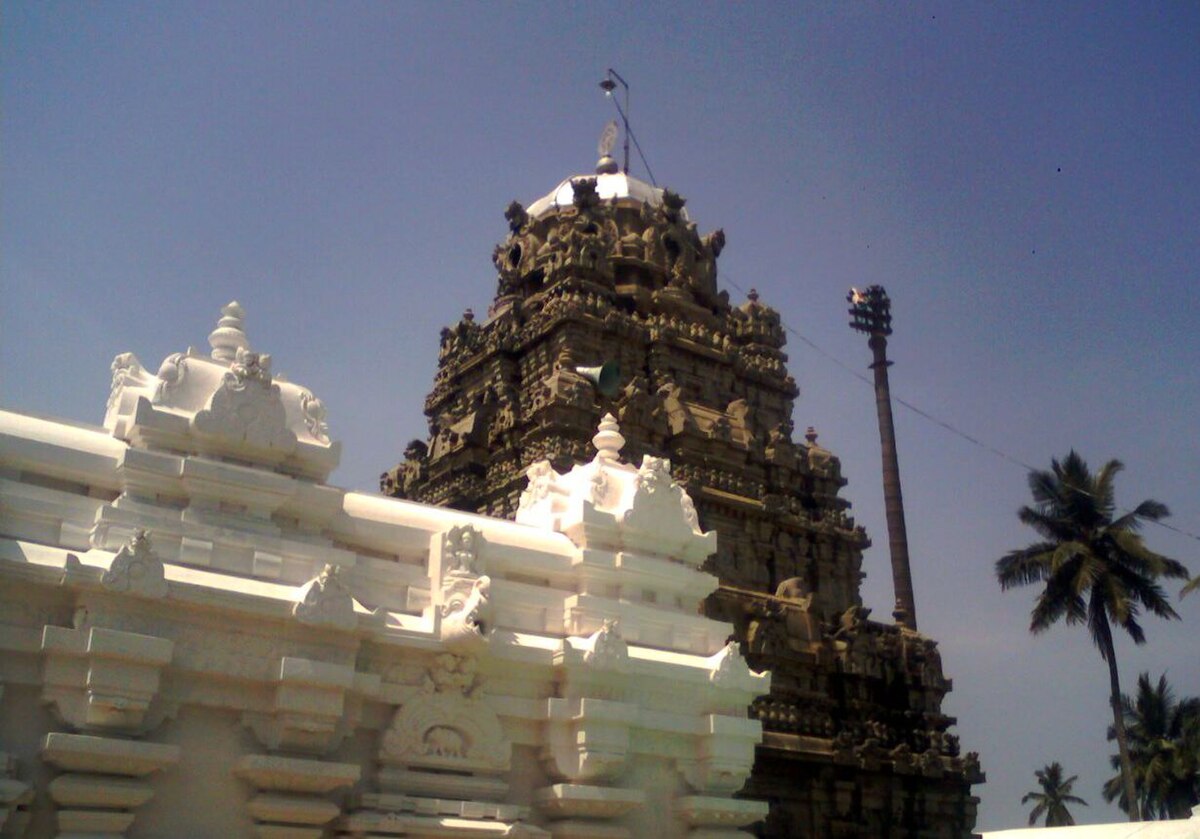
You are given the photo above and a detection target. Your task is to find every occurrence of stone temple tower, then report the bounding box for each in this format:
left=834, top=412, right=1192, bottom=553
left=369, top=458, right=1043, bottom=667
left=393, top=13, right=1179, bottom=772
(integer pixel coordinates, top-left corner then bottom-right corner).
left=382, top=154, right=982, bottom=837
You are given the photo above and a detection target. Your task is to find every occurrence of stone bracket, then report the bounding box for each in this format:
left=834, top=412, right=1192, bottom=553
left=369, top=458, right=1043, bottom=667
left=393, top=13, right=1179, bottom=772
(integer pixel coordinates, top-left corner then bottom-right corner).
left=542, top=698, right=636, bottom=784
left=679, top=715, right=762, bottom=796
left=41, top=625, right=173, bottom=734
left=243, top=657, right=363, bottom=755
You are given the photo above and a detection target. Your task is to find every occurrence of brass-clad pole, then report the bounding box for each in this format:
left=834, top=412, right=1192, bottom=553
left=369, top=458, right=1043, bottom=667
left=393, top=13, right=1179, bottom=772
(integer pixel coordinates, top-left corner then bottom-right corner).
left=849, top=286, right=917, bottom=630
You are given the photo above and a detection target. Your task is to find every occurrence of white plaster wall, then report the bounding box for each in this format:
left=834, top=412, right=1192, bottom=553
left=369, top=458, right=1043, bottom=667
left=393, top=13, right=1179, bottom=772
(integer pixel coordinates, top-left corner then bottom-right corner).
left=132, top=707, right=256, bottom=838
left=0, top=305, right=770, bottom=838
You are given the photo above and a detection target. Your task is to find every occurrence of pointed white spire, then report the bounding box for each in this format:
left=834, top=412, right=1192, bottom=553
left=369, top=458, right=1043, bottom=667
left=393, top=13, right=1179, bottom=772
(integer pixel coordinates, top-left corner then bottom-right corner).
left=208, top=301, right=249, bottom=363
left=592, top=413, right=625, bottom=462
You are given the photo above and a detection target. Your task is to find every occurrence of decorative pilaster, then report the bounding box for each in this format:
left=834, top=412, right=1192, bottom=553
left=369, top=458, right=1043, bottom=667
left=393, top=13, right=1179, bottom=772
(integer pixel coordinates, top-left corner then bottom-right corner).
left=0, top=752, right=33, bottom=835
left=241, top=657, right=374, bottom=836
left=42, top=732, right=179, bottom=838
left=39, top=619, right=176, bottom=838
left=234, top=754, right=360, bottom=839
left=536, top=622, right=645, bottom=839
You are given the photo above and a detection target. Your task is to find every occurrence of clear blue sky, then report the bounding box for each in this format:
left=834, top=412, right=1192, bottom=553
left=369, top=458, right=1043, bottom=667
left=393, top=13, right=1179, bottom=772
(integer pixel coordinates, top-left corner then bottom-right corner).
left=4, top=2, right=1198, bottom=829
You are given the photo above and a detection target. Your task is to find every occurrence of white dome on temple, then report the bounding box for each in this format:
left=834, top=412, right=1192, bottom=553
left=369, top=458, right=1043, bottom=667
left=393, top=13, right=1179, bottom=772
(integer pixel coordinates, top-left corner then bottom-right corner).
left=526, top=170, right=686, bottom=220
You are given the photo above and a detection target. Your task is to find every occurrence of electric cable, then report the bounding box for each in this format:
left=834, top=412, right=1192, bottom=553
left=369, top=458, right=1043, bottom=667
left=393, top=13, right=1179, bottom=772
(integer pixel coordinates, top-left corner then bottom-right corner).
left=713, top=271, right=1200, bottom=546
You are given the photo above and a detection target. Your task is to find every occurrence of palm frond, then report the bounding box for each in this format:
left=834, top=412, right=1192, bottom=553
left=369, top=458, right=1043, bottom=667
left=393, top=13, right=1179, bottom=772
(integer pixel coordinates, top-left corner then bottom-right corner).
left=1110, top=499, right=1171, bottom=532
left=1092, top=457, right=1124, bottom=511
left=996, top=544, right=1057, bottom=590
left=1019, top=505, right=1081, bottom=542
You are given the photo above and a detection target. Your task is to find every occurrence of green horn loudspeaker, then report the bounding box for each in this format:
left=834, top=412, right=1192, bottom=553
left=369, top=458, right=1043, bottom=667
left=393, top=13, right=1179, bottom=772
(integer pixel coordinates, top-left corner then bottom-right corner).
left=574, top=362, right=622, bottom=398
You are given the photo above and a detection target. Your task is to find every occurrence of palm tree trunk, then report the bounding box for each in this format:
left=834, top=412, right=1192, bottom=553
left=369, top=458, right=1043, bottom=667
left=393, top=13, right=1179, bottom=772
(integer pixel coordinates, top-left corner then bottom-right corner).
left=1099, top=619, right=1141, bottom=821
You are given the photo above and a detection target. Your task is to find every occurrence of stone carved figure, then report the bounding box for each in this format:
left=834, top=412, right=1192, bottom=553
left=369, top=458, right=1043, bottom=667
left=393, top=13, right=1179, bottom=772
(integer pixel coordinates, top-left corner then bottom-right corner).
left=709, top=641, right=752, bottom=685
left=571, top=177, right=600, bottom=210
left=746, top=613, right=789, bottom=660
left=228, top=347, right=272, bottom=388
left=637, top=455, right=674, bottom=495
left=424, top=652, right=480, bottom=697
left=832, top=604, right=871, bottom=642
left=101, top=529, right=168, bottom=599
left=504, top=200, right=528, bottom=233
left=298, top=389, right=330, bottom=443
left=518, top=460, right=557, bottom=512
left=293, top=564, right=356, bottom=630
left=153, top=353, right=187, bottom=403
left=442, top=524, right=481, bottom=575
left=424, top=725, right=466, bottom=758
left=441, top=575, right=492, bottom=652
left=108, top=352, right=146, bottom=413
left=774, top=576, right=811, bottom=604
left=589, top=467, right=610, bottom=507
left=583, top=619, right=628, bottom=670
left=623, top=455, right=703, bottom=536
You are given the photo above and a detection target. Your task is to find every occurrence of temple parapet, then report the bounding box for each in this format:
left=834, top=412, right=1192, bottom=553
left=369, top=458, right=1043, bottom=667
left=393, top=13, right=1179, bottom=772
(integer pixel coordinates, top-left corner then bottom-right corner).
left=0, top=301, right=768, bottom=838
left=104, top=300, right=340, bottom=482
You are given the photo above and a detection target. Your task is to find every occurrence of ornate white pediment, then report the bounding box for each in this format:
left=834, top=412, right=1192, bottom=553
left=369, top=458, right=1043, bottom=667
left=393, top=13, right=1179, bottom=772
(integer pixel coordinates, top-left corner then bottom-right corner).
left=192, top=349, right=298, bottom=455
left=103, top=301, right=340, bottom=481
left=380, top=654, right=510, bottom=775
left=515, top=415, right=715, bottom=564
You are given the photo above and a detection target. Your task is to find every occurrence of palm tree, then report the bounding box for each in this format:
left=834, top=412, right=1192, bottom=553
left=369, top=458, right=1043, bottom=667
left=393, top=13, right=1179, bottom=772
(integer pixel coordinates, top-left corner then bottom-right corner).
left=1022, top=762, right=1088, bottom=826
left=995, top=452, right=1191, bottom=821
left=1103, top=672, right=1200, bottom=819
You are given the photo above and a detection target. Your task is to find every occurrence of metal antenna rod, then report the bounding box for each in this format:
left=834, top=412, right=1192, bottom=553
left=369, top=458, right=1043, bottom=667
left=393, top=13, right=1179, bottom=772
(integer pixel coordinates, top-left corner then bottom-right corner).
left=600, top=68, right=631, bottom=175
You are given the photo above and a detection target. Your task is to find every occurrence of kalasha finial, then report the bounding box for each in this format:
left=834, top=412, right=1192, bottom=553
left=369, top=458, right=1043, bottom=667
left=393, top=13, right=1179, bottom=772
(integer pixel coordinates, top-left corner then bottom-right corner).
left=593, top=413, right=625, bottom=462
left=596, top=119, right=620, bottom=175
left=209, top=301, right=249, bottom=363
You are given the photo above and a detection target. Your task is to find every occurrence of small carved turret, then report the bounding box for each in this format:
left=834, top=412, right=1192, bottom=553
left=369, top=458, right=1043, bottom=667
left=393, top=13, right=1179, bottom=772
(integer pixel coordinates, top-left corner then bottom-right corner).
left=208, top=301, right=249, bottom=363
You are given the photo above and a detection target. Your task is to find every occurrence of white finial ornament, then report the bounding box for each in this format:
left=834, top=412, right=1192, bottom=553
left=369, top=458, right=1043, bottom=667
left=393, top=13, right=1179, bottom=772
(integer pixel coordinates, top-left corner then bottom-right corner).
left=592, top=413, right=625, bottom=462
left=596, top=119, right=620, bottom=174
left=208, top=301, right=249, bottom=363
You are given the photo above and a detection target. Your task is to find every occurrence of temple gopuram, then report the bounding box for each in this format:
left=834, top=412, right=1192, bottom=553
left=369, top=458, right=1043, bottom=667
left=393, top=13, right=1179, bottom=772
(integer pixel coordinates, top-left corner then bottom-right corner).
left=382, top=152, right=983, bottom=837
left=384, top=152, right=984, bottom=839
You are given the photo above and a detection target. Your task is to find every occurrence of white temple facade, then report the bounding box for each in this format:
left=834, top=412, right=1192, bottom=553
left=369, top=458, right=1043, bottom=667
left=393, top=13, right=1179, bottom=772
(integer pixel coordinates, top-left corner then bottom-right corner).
left=0, top=303, right=769, bottom=838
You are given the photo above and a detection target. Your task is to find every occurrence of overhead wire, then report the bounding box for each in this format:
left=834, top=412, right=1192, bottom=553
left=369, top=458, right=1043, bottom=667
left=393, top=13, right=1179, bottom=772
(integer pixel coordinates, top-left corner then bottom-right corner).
left=710, top=270, right=1200, bottom=546
left=581, top=106, right=1196, bottom=547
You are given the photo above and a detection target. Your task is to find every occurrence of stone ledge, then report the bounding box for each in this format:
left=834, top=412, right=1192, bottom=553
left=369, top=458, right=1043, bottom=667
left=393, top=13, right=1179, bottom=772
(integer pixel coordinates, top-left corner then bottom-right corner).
left=48, top=773, right=154, bottom=809
left=42, top=732, right=180, bottom=776
left=677, top=795, right=767, bottom=827
left=234, top=754, right=360, bottom=794
left=535, top=784, right=645, bottom=819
